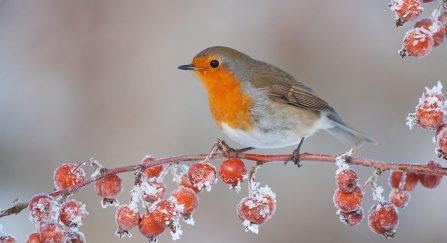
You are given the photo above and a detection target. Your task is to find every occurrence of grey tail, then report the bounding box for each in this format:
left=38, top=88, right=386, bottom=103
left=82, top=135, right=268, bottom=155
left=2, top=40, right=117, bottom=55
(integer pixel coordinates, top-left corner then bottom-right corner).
left=325, top=115, right=377, bottom=149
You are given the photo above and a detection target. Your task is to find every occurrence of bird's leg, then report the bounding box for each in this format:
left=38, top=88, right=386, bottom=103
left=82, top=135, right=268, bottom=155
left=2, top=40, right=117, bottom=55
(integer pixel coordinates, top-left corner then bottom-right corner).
left=216, top=139, right=254, bottom=158
left=286, top=137, right=305, bottom=167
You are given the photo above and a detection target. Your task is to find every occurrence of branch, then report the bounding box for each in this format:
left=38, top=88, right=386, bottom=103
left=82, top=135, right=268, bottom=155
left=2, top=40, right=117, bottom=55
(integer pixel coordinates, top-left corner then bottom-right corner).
left=49, top=151, right=447, bottom=198
left=3, top=150, right=446, bottom=220
left=0, top=201, right=29, bottom=218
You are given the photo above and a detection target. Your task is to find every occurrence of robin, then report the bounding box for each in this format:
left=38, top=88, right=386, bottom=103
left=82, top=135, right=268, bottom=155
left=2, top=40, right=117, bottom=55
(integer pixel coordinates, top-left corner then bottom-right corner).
left=178, top=46, right=376, bottom=165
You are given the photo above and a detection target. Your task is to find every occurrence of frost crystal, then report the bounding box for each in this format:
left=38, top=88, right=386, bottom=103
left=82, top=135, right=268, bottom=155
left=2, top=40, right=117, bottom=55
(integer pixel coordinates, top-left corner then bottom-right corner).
left=406, top=112, right=418, bottom=129
left=373, top=186, right=385, bottom=203
left=183, top=215, right=195, bottom=225
left=243, top=219, right=259, bottom=234
left=335, top=150, right=353, bottom=174
left=170, top=222, right=183, bottom=241
left=232, top=180, right=242, bottom=194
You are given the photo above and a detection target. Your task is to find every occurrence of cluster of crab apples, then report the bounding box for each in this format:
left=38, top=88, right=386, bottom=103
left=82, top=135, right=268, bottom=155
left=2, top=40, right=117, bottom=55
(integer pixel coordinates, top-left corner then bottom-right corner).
left=330, top=82, right=446, bottom=239
left=389, top=0, right=447, bottom=57
left=18, top=152, right=277, bottom=243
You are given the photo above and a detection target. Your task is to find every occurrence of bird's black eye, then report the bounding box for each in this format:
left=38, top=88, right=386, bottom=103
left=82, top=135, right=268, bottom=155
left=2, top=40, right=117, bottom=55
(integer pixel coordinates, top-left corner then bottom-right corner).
left=210, top=60, right=219, bottom=68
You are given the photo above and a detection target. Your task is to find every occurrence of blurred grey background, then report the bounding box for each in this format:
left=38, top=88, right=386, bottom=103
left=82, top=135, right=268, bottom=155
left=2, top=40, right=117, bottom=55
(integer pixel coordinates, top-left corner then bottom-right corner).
left=1, top=1, right=447, bottom=242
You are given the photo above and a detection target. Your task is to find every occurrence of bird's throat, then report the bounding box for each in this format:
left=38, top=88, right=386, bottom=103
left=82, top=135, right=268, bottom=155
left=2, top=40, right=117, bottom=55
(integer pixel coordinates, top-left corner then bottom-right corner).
left=207, top=79, right=253, bottom=132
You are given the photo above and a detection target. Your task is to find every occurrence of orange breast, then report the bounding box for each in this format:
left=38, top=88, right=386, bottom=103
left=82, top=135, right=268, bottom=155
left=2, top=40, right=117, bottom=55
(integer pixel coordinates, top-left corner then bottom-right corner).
left=193, top=66, right=253, bottom=131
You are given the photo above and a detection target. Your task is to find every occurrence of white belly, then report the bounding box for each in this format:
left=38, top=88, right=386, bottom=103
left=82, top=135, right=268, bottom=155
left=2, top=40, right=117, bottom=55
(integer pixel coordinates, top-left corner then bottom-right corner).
left=221, top=116, right=332, bottom=148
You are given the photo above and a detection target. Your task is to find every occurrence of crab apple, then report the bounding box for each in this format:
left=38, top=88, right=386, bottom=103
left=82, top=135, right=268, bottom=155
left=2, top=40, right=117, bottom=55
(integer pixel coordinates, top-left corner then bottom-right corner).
left=237, top=196, right=271, bottom=226
left=391, top=0, right=423, bottom=23
left=115, top=204, right=140, bottom=231
left=399, top=28, right=434, bottom=58
left=336, top=169, right=359, bottom=193
left=416, top=90, right=446, bottom=131
left=333, top=186, right=364, bottom=213
left=436, top=124, right=447, bottom=157
left=28, top=194, right=58, bottom=225
left=187, top=162, right=217, bottom=191
left=0, top=235, right=16, bottom=243
left=389, top=189, right=411, bottom=208
left=40, top=223, right=66, bottom=243
left=179, top=173, right=203, bottom=194
left=53, top=163, right=85, bottom=191
left=368, top=202, right=399, bottom=239
left=66, top=231, right=86, bottom=243
left=59, top=200, right=87, bottom=228
left=388, top=170, right=418, bottom=191
left=219, top=159, right=247, bottom=185
left=414, top=18, right=446, bottom=47
left=171, top=187, right=199, bottom=217
left=139, top=212, right=165, bottom=240
left=418, top=161, right=443, bottom=188
left=26, top=233, right=41, bottom=243
left=95, top=174, right=123, bottom=199
left=152, top=199, right=180, bottom=228
left=141, top=156, right=164, bottom=181
left=141, top=181, right=167, bottom=203
left=339, top=208, right=364, bottom=226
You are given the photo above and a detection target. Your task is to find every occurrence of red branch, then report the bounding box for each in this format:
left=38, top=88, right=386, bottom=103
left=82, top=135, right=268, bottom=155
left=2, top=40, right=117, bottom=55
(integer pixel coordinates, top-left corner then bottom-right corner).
left=2, top=151, right=446, bottom=219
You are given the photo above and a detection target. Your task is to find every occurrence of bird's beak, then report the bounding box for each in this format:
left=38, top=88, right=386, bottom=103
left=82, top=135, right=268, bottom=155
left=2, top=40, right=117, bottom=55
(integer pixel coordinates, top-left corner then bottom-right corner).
left=178, top=64, right=199, bottom=71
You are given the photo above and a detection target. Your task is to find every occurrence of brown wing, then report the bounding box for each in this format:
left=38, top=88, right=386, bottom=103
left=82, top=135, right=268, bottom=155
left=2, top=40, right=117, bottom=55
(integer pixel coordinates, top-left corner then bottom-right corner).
left=248, top=61, right=340, bottom=117
left=266, top=84, right=339, bottom=117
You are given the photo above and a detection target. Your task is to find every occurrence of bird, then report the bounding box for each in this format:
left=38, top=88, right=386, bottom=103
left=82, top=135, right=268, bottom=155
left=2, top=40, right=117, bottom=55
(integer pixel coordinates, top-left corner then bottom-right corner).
left=178, top=46, right=376, bottom=165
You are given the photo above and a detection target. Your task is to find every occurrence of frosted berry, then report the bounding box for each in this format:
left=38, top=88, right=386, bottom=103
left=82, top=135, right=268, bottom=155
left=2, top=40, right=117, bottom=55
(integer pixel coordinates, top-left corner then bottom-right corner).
left=187, top=162, right=217, bottom=191
left=389, top=189, right=411, bottom=208
left=141, top=156, right=163, bottom=181
left=59, top=200, right=86, bottom=228
left=368, top=202, right=399, bottom=239
left=40, top=223, right=66, bottom=243
left=391, top=0, right=423, bottom=24
left=152, top=199, right=179, bottom=228
left=95, top=174, right=123, bottom=199
left=416, top=90, right=446, bottom=130
left=66, top=231, right=86, bottom=243
left=388, top=170, right=418, bottom=191
left=0, top=235, right=16, bottom=243
left=418, top=161, right=443, bottom=188
left=339, top=207, right=364, bottom=226
left=141, top=182, right=166, bottom=203
left=336, top=169, right=358, bottom=193
left=219, top=159, right=247, bottom=185
left=53, top=163, right=85, bottom=191
left=436, top=124, right=447, bottom=157
left=399, top=28, right=434, bottom=58
left=115, top=204, right=139, bottom=230
left=333, top=186, right=364, bottom=213
left=26, top=233, right=41, bottom=243
left=414, top=18, right=445, bottom=47
left=237, top=196, right=271, bottom=226
left=139, top=212, right=165, bottom=241
left=171, top=187, right=199, bottom=217
left=28, top=194, right=58, bottom=225
left=179, top=173, right=203, bottom=194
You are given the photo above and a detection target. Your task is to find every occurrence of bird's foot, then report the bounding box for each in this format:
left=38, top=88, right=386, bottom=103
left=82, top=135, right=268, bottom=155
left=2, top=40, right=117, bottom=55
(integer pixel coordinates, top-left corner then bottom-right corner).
left=216, top=139, right=254, bottom=159
left=285, top=137, right=305, bottom=167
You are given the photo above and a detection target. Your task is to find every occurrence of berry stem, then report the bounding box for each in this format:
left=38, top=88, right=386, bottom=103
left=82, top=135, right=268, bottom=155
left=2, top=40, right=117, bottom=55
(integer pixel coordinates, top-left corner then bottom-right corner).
left=248, top=162, right=261, bottom=196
